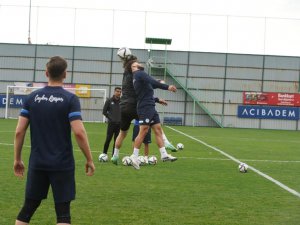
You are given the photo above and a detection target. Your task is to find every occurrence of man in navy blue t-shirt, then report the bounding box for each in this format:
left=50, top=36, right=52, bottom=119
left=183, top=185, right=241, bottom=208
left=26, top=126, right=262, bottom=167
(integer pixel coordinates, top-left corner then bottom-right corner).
left=127, top=60, right=178, bottom=169
left=13, top=56, right=95, bottom=225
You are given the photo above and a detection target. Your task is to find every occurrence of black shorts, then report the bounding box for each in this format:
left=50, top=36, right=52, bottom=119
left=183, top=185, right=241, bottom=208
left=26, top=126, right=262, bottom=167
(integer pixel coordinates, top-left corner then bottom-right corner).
left=120, top=103, right=139, bottom=131
left=132, top=125, right=151, bottom=144
left=26, top=168, right=75, bottom=203
left=137, top=106, right=160, bottom=126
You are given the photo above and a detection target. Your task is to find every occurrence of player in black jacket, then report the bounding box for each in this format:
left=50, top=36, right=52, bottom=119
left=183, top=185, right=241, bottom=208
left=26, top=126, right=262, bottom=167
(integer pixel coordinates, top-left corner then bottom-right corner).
left=111, top=55, right=138, bottom=165
left=101, top=87, right=121, bottom=157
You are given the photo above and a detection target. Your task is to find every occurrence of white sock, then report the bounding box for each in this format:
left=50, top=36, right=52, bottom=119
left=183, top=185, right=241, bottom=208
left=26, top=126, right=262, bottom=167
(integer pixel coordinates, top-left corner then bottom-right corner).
left=133, top=148, right=139, bottom=157
left=162, top=133, right=171, bottom=145
left=113, top=148, right=119, bottom=157
left=159, top=147, right=168, bottom=158
left=162, top=133, right=167, bottom=142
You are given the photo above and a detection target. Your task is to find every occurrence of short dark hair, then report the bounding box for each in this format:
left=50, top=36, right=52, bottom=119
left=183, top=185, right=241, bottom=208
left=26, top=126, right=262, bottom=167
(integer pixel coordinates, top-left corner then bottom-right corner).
left=46, top=56, right=67, bottom=80
left=114, top=87, right=121, bottom=91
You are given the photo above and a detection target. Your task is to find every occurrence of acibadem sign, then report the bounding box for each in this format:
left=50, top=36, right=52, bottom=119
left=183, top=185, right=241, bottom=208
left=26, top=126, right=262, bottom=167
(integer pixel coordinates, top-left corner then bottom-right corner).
left=237, top=105, right=299, bottom=120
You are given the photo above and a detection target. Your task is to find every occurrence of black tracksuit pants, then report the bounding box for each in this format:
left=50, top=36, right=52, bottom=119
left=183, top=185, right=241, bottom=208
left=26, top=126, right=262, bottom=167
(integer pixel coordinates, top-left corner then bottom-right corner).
left=103, top=122, right=120, bottom=156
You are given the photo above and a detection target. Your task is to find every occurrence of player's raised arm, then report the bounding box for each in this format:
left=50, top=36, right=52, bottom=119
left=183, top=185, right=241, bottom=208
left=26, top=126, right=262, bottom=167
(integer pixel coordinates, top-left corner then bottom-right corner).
left=168, top=85, right=177, bottom=92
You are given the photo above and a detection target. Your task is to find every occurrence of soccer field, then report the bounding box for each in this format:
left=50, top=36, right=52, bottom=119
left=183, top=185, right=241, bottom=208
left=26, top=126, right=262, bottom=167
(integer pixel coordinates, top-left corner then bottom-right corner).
left=1, top=118, right=300, bottom=225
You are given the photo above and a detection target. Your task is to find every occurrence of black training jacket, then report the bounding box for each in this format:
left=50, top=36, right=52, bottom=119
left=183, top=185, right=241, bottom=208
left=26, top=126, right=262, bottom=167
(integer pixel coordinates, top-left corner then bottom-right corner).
left=103, top=96, right=121, bottom=123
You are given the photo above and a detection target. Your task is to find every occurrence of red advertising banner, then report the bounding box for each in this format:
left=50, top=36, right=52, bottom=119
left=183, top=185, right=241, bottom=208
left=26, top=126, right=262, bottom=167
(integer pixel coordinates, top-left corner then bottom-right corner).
left=243, top=92, right=300, bottom=107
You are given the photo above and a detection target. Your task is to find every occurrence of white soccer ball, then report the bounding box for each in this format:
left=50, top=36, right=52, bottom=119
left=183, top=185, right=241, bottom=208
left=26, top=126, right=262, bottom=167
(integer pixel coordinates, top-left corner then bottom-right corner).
left=138, top=156, right=146, bottom=166
left=122, top=156, right=132, bottom=166
left=117, top=47, right=132, bottom=59
left=148, top=155, right=157, bottom=165
left=238, top=163, right=248, bottom=173
left=98, top=153, right=108, bottom=162
left=176, top=143, right=184, bottom=150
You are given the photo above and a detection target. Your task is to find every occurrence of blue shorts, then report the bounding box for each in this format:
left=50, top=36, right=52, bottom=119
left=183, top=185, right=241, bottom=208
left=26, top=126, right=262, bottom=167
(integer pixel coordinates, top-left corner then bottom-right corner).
left=137, top=107, right=160, bottom=126
left=132, top=125, right=151, bottom=144
left=25, top=168, right=75, bottom=203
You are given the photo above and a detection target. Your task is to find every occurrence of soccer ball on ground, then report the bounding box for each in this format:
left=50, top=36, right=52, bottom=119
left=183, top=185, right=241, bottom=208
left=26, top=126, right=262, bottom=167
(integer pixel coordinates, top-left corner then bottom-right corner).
left=238, top=163, right=248, bottom=173
left=117, top=47, right=132, bottom=59
left=138, top=156, right=147, bottom=166
left=122, top=156, right=132, bottom=166
left=148, top=155, right=158, bottom=165
left=98, top=153, right=108, bottom=162
left=176, top=143, right=184, bottom=150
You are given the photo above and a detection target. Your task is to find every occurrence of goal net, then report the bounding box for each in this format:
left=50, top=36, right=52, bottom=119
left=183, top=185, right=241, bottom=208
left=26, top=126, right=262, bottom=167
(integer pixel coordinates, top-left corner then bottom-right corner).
left=4, top=85, right=107, bottom=122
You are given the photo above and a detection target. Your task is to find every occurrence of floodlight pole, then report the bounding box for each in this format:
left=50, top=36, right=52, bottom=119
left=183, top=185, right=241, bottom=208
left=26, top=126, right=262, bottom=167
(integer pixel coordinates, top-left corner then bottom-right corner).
left=163, top=43, right=168, bottom=81
left=28, top=0, right=32, bottom=44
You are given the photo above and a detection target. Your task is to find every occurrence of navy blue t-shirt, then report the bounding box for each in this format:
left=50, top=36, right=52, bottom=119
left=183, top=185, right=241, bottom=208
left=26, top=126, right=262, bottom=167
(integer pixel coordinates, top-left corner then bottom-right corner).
left=133, top=70, right=169, bottom=110
left=20, top=86, right=82, bottom=171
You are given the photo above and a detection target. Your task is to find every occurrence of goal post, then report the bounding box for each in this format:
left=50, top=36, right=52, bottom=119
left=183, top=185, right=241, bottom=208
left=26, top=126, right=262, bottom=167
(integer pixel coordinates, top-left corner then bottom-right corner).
left=4, top=85, right=107, bottom=122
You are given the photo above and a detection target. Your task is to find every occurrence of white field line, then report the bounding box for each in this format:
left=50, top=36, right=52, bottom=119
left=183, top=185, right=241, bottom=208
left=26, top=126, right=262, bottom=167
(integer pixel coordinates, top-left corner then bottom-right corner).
left=1, top=143, right=129, bottom=157
left=3, top=133, right=300, bottom=199
left=2, top=142, right=300, bottom=164
left=166, top=126, right=300, bottom=199
left=181, top=156, right=300, bottom=163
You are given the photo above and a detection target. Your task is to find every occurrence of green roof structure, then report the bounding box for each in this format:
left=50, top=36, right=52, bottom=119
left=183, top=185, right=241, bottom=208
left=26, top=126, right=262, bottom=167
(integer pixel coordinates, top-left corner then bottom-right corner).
left=145, top=37, right=172, bottom=45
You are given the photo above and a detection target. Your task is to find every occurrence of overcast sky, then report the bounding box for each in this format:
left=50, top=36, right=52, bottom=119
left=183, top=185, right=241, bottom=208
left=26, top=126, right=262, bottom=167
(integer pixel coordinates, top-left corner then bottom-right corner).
left=2, top=0, right=299, bottom=17
left=1, top=0, right=300, bottom=56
